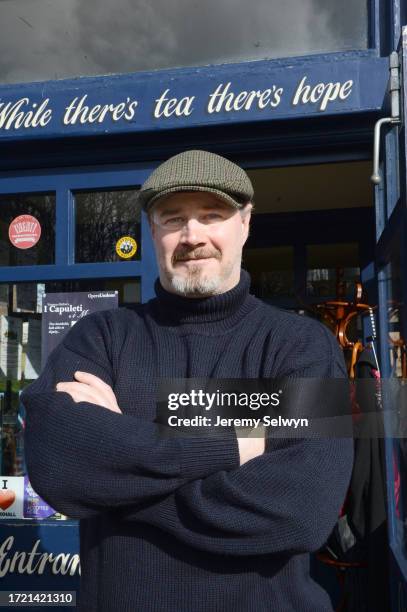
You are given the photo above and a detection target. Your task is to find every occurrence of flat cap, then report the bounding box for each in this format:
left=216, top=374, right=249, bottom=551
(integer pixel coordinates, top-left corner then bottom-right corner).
left=139, top=150, right=254, bottom=211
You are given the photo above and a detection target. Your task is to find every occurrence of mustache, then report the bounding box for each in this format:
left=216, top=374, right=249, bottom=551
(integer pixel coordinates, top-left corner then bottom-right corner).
left=172, top=247, right=221, bottom=263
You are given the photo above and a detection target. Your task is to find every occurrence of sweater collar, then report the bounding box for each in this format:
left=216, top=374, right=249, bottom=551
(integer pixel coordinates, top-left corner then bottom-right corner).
left=152, top=269, right=252, bottom=325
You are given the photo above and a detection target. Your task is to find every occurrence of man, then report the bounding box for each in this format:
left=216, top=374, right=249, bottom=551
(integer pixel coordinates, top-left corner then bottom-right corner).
left=22, top=149, right=353, bottom=612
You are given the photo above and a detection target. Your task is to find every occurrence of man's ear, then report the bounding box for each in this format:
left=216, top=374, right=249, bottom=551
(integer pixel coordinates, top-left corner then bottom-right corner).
left=147, top=212, right=156, bottom=238
left=241, top=203, right=252, bottom=244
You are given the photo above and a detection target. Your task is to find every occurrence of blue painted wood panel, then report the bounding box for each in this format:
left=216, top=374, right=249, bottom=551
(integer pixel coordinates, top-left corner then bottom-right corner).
left=0, top=54, right=388, bottom=142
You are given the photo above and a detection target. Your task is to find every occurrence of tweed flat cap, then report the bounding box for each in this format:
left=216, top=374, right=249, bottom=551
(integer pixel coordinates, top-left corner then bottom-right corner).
left=139, top=150, right=254, bottom=211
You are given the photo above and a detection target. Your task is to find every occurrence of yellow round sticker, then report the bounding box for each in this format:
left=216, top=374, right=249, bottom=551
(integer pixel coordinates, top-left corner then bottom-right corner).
left=116, top=236, right=138, bottom=259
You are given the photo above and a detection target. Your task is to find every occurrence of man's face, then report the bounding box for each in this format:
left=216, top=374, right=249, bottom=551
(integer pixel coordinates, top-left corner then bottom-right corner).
left=149, top=191, right=252, bottom=297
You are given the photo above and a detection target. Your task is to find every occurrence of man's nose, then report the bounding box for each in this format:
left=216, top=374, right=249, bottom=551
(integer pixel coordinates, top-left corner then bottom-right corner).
left=179, top=218, right=207, bottom=244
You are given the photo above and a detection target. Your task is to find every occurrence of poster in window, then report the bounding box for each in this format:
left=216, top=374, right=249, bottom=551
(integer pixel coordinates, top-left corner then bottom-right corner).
left=41, top=290, right=118, bottom=366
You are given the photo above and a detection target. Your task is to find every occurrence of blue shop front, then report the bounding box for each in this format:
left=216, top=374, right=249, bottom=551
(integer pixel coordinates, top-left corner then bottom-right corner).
left=0, top=0, right=407, bottom=609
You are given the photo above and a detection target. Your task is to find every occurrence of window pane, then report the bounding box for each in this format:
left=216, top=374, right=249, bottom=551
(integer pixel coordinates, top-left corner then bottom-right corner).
left=380, top=245, right=407, bottom=562
left=306, top=243, right=360, bottom=297
left=382, top=249, right=404, bottom=379
left=244, top=246, right=294, bottom=298
left=75, top=189, right=141, bottom=263
left=0, top=277, right=140, bottom=519
left=0, top=194, right=55, bottom=267
left=0, top=0, right=369, bottom=84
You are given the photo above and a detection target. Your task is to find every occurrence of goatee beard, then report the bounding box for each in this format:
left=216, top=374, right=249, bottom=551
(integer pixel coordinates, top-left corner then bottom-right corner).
left=169, top=246, right=224, bottom=296
left=169, top=268, right=223, bottom=297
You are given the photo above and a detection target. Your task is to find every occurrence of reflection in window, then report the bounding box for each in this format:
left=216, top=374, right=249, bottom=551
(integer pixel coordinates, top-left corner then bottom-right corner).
left=0, top=277, right=140, bottom=519
left=381, top=246, right=407, bottom=563
left=385, top=252, right=405, bottom=378
left=243, top=246, right=294, bottom=298
left=75, top=189, right=141, bottom=263
left=0, top=284, right=43, bottom=486
left=307, top=243, right=360, bottom=297
left=0, top=0, right=369, bottom=84
left=0, top=194, right=55, bottom=267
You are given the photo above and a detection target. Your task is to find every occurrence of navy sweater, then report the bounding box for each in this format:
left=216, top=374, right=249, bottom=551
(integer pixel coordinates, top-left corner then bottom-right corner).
left=22, top=270, right=353, bottom=612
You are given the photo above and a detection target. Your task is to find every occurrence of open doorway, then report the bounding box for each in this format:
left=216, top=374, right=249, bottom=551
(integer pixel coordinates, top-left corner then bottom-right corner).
left=244, top=160, right=374, bottom=310
left=244, top=159, right=393, bottom=609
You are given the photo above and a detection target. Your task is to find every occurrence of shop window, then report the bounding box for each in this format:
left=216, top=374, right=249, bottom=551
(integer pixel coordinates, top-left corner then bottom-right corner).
left=306, top=243, right=360, bottom=298
left=0, top=193, right=55, bottom=267
left=243, top=246, right=294, bottom=299
left=74, top=188, right=141, bottom=263
left=0, top=0, right=369, bottom=84
left=384, top=251, right=405, bottom=378
left=380, top=247, right=407, bottom=561
left=0, top=277, right=139, bottom=518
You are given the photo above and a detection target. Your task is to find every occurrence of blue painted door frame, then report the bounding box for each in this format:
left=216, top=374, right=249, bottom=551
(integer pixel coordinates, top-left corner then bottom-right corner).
left=374, top=25, right=407, bottom=612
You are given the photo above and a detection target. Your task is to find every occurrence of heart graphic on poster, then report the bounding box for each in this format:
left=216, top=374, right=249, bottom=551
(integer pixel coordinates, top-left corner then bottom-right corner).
left=0, top=490, right=15, bottom=510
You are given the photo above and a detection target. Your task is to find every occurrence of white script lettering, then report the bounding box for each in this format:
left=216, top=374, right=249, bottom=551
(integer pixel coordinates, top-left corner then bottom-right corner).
left=63, top=95, right=138, bottom=125
left=207, top=82, right=283, bottom=114
left=0, top=98, right=52, bottom=130
left=154, top=89, right=195, bottom=118
left=292, top=76, right=354, bottom=111
left=0, top=537, right=80, bottom=577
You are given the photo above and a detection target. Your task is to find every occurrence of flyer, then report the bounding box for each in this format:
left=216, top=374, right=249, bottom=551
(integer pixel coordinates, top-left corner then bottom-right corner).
left=41, top=290, right=118, bottom=367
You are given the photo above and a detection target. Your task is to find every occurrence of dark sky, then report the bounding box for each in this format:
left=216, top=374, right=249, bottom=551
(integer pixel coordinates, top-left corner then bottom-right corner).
left=0, top=0, right=368, bottom=84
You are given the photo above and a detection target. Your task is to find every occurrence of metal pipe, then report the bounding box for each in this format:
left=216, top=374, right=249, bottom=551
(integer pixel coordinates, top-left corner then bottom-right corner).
left=371, top=51, right=401, bottom=185
left=370, top=117, right=399, bottom=185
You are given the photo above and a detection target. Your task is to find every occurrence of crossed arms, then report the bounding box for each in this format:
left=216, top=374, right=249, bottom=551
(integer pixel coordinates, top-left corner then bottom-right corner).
left=22, top=313, right=353, bottom=556
left=56, top=370, right=265, bottom=467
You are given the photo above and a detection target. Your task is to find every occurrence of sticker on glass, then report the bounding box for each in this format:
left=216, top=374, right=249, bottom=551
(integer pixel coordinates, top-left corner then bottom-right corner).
left=9, top=214, right=41, bottom=249
left=116, top=236, right=137, bottom=259
left=0, top=477, right=24, bottom=519
left=24, top=475, right=56, bottom=519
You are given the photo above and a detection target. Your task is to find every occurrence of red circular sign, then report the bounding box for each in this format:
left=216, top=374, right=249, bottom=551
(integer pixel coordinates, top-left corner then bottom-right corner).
left=8, top=214, right=41, bottom=249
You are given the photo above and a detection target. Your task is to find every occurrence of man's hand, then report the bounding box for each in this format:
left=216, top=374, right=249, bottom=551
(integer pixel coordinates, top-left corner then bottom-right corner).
left=56, top=371, right=122, bottom=414
left=236, top=426, right=266, bottom=466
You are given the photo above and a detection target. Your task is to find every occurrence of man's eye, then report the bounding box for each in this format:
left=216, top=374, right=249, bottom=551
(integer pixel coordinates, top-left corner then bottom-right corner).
left=164, top=216, right=184, bottom=226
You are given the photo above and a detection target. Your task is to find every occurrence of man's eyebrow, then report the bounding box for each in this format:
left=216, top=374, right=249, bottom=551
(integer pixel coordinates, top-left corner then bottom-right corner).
left=155, top=207, right=183, bottom=217
left=201, top=202, right=230, bottom=210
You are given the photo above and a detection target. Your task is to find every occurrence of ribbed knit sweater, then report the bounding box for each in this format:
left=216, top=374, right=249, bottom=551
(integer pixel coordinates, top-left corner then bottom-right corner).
left=22, top=270, right=353, bottom=612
